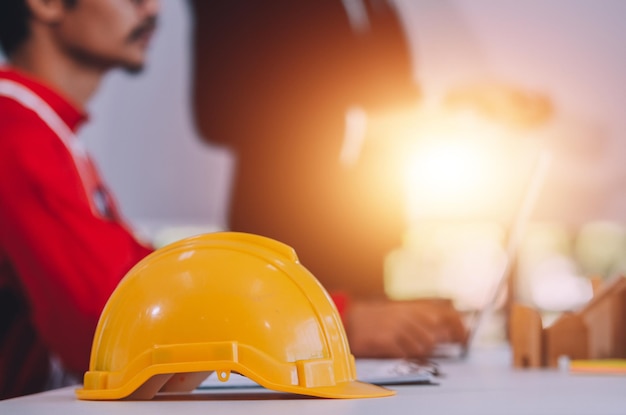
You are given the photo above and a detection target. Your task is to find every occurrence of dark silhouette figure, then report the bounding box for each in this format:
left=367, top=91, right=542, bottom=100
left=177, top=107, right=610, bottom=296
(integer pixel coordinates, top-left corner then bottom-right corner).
left=190, top=0, right=419, bottom=298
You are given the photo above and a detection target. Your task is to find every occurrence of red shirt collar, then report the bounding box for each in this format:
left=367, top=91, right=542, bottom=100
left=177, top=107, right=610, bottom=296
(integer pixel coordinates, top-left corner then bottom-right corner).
left=0, top=66, right=89, bottom=132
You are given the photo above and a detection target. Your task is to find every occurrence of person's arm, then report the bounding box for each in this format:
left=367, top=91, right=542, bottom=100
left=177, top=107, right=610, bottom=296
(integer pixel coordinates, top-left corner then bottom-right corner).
left=338, top=296, right=467, bottom=358
left=0, top=118, right=152, bottom=375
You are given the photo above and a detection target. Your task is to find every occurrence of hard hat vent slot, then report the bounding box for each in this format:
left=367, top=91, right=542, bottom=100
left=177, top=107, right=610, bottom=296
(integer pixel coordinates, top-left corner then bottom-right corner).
left=217, top=371, right=231, bottom=382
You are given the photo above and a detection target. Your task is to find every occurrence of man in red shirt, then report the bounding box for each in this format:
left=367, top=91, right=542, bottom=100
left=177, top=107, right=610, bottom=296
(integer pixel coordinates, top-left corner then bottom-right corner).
left=0, top=0, right=465, bottom=400
left=0, top=0, right=159, bottom=399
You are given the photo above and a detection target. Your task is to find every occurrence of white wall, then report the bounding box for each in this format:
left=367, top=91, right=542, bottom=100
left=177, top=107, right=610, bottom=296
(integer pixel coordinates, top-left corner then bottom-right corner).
left=80, top=1, right=234, bottom=233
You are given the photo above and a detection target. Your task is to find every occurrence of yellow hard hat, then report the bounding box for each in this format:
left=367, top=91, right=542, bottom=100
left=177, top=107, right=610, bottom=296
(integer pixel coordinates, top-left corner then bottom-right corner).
left=76, top=232, right=393, bottom=400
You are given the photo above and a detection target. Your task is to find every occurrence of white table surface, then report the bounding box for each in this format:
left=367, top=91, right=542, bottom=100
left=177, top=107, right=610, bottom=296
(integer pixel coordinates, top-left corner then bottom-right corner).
left=2, top=346, right=626, bottom=415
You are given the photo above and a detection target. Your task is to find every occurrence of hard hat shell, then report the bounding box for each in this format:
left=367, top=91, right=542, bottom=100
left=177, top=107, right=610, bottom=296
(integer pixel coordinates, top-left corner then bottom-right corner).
left=76, top=232, right=393, bottom=400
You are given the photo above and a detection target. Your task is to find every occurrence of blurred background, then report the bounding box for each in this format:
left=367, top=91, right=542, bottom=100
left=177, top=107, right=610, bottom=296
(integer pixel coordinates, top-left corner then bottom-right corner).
left=3, top=0, right=626, bottom=334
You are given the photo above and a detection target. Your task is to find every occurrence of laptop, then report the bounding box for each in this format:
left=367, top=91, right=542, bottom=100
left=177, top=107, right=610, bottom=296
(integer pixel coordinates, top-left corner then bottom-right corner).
left=435, top=147, right=552, bottom=358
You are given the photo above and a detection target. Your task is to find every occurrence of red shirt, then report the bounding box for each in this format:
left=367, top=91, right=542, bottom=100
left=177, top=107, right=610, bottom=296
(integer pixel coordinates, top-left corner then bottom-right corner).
left=0, top=67, right=152, bottom=399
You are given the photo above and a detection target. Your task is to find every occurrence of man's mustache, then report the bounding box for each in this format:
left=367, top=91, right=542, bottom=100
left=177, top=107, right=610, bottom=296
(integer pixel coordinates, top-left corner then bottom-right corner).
left=127, top=16, right=158, bottom=43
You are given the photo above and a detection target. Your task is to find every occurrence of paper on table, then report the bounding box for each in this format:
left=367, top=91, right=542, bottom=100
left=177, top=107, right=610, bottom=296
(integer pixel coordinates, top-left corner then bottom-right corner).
left=198, top=359, right=435, bottom=390
left=355, top=359, right=436, bottom=385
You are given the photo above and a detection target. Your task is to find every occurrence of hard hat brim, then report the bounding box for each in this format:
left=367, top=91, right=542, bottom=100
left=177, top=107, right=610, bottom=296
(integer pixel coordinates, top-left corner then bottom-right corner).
left=280, top=380, right=395, bottom=399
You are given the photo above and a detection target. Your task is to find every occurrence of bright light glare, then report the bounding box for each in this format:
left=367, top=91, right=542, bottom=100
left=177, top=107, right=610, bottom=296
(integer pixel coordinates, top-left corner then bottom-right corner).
left=407, top=141, right=487, bottom=201
left=405, top=138, right=500, bottom=219
left=370, top=107, right=531, bottom=221
left=377, top=100, right=551, bottom=313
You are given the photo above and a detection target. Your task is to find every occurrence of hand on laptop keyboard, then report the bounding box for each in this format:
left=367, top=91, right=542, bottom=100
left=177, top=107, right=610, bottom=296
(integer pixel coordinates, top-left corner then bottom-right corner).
left=344, top=298, right=467, bottom=358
